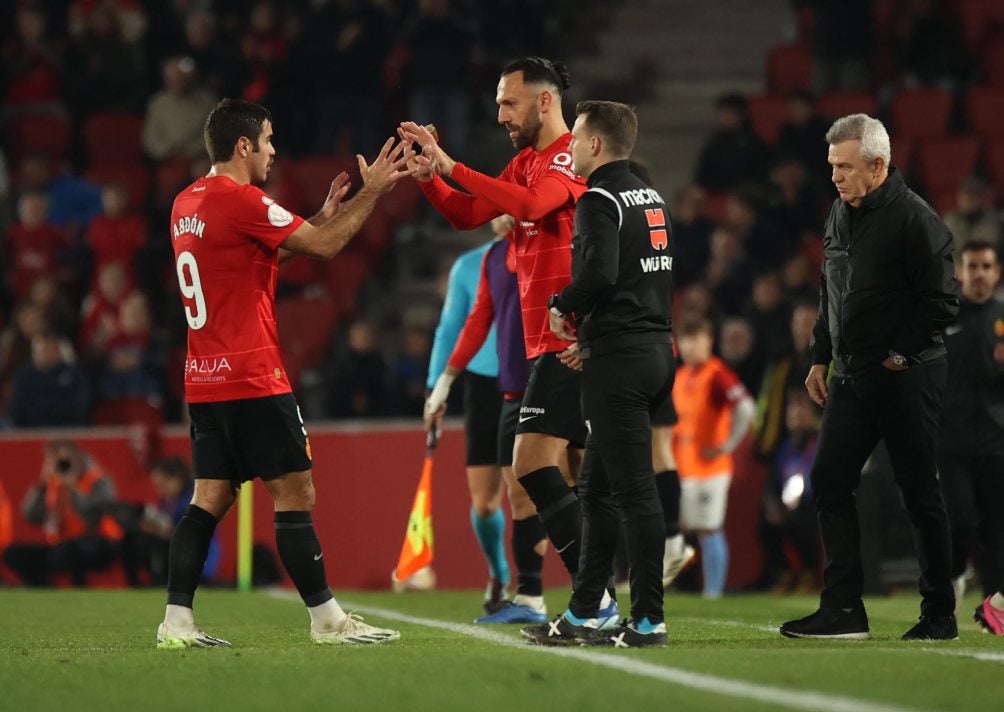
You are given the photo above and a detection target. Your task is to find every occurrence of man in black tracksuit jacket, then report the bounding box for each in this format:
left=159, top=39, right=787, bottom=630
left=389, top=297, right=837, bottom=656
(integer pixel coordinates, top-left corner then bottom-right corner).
left=938, top=241, right=1004, bottom=602
left=781, top=114, right=960, bottom=642
left=522, top=101, right=674, bottom=648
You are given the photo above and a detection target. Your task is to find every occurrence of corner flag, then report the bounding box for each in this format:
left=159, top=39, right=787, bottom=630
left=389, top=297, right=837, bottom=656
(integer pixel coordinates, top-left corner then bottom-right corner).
left=393, top=430, right=437, bottom=583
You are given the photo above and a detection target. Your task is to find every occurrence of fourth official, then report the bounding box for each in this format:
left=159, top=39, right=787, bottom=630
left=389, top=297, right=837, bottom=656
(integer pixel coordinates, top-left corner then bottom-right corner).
left=521, top=101, right=675, bottom=648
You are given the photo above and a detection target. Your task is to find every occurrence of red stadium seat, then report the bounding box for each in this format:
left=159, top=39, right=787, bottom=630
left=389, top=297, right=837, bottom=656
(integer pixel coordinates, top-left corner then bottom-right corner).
left=818, top=91, right=877, bottom=121
left=324, top=250, right=370, bottom=318
left=6, top=114, right=72, bottom=163
left=985, top=140, right=1004, bottom=191
left=747, top=94, right=788, bottom=146
left=890, top=137, right=915, bottom=175
left=984, top=40, right=1004, bottom=88
left=929, top=188, right=959, bottom=216
left=960, top=0, right=1004, bottom=51
left=917, top=135, right=980, bottom=194
left=154, top=157, right=192, bottom=209
left=766, top=43, right=812, bottom=93
left=702, top=191, right=731, bottom=224
left=378, top=177, right=423, bottom=224
left=966, top=86, right=1004, bottom=139
left=890, top=88, right=953, bottom=141
left=84, top=112, right=145, bottom=167
left=85, top=164, right=151, bottom=212
left=276, top=295, right=339, bottom=387
left=290, top=157, right=359, bottom=218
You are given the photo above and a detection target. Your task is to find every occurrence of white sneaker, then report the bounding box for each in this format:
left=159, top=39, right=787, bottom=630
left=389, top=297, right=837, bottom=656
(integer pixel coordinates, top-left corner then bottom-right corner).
left=312, top=613, right=401, bottom=645
left=663, top=544, right=697, bottom=588
left=156, top=622, right=231, bottom=649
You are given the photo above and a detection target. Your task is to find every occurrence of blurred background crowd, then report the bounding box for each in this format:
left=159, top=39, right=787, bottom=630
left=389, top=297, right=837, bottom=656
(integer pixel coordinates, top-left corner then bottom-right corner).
left=3, top=0, right=1004, bottom=592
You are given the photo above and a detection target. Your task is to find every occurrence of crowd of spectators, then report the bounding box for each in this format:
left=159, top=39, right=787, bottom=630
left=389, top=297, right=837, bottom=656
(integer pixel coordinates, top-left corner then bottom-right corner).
left=669, top=0, right=1004, bottom=591
left=0, top=0, right=599, bottom=427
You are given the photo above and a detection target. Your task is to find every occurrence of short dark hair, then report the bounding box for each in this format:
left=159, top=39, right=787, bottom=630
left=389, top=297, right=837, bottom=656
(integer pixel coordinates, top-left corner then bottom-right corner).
left=678, top=318, right=714, bottom=338
left=575, top=100, right=638, bottom=157
left=961, top=239, right=999, bottom=258
left=204, top=99, right=271, bottom=164
left=501, top=57, right=570, bottom=94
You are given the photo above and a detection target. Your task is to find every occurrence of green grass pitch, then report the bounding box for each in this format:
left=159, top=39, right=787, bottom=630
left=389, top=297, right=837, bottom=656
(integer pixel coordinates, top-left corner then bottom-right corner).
left=1, top=588, right=1001, bottom=711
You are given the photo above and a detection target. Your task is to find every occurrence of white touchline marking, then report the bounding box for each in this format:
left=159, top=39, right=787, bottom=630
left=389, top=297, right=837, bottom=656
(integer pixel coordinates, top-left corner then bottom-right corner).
left=681, top=616, right=1004, bottom=664
left=677, top=616, right=780, bottom=634
left=265, top=591, right=927, bottom=712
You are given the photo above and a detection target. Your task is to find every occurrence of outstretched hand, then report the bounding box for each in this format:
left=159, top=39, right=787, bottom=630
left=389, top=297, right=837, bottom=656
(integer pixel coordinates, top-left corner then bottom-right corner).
left=399, top=121, right=455, bottom=177
left=316, top=172, right=350, bottom=222
left=357, top=137, right=416, bottom=195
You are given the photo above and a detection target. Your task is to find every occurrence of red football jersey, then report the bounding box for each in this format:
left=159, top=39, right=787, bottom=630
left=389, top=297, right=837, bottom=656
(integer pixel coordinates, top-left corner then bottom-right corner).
left=170, top=175, right=304, bottom=403
left=501, top=134, right=586, bottom=358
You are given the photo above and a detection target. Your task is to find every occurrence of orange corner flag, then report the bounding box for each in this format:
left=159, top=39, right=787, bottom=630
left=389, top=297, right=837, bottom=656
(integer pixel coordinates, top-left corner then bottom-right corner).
left=394, top=453, right=434, bottom=582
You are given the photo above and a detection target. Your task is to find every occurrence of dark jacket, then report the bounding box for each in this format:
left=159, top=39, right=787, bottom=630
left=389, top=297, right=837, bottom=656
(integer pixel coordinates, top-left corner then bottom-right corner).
left=939, top=296, right=1004, bottom=456
left=553, top=160, right=672, bottom=358
left=809, top=168, right=959, bottom=376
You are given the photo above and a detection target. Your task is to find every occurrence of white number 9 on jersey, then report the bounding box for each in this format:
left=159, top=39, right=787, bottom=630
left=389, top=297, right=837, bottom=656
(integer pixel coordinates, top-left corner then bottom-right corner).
left=176, top=251, right=207, bottom=330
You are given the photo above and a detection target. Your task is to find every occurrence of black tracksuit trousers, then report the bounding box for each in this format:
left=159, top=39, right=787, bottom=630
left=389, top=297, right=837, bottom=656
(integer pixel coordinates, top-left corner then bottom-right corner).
left=811, top=359, right=955, bottom=617
left=569, top=342, right=674, bottom=624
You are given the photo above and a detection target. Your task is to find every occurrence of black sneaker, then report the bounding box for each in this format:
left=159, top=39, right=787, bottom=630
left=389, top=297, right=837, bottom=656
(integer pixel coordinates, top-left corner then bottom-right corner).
left=520, top=613, right=598, bottom=646
left=587, top=619, right=668, bottom=648
left=482, top=578, right=507, bottom=615
left=901, top=615, right=958, bottom=641
left=780, top=606, right=871, bottom=639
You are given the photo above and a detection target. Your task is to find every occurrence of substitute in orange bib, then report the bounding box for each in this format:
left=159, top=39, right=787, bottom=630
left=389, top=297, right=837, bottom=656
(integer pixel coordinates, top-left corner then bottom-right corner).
left=672, top=319, right=755, bottom=599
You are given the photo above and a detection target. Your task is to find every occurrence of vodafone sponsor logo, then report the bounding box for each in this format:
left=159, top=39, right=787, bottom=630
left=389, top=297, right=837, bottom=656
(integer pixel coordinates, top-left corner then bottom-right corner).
left=545, top=150, right=576, bottom=178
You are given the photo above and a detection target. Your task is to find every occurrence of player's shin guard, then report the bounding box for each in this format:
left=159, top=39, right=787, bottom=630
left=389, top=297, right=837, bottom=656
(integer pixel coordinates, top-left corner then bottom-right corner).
left=166, top=504, right=218, bottom=608
left=655, top=469, right=681, bottom=538
left=275, top=511, right=332, bottom=607
left=519, top=466, right=582, bottom=578
left=512, top=516, right=546, bottom=597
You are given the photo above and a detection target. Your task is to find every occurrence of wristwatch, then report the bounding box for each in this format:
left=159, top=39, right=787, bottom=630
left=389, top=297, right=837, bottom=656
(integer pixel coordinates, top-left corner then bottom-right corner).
left=889, top=351, right=908, bottom=368
left=548, top=294, right=563, bottom=318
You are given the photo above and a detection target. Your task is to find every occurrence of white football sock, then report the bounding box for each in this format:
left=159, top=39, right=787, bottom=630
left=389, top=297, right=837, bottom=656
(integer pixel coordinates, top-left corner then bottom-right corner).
left=308, top=598, right=347, bottom=632
left=600, top=589, right=613, bottom=609
left=990, top=592, right=1004, bottom=610
left=512, top=593, right=545, bottom=612
left=164, top=604, right=195, bottom=628
left=665, top=533, right=685, bottom=557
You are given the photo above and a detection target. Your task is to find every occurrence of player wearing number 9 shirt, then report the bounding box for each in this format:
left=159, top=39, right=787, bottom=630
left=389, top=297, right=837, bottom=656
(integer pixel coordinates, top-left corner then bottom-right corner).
left=158, top=98, right=413, bottom=650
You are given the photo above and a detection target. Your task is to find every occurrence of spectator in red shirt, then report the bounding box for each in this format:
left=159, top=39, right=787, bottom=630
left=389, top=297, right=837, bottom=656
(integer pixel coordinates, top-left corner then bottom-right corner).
left=85, top=183, right=147, bottom=288
left=79, top=262, right=132, bottom=356
left=96, top=291, right=159, bottom=402
left=2, top=2, right=64, bottom=117
left=5, top=190, right=71, bottom=300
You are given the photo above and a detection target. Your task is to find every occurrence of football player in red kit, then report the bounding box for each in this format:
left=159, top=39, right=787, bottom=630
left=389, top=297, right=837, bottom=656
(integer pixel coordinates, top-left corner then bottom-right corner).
left=158, top=98, right=413, bottom=649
